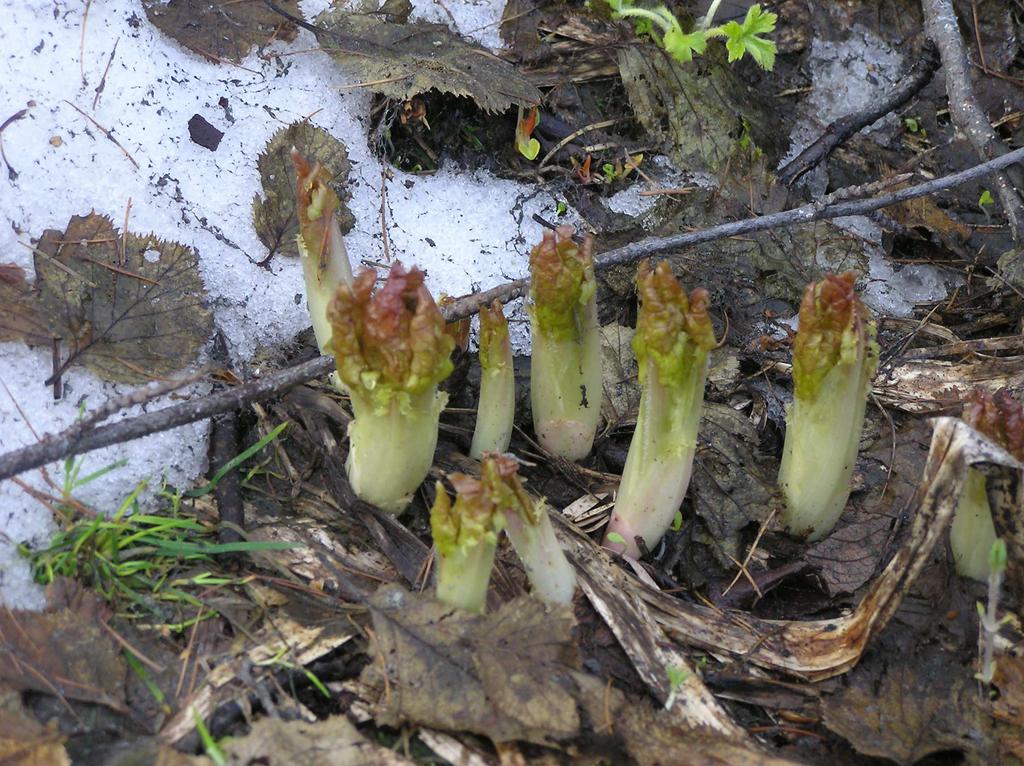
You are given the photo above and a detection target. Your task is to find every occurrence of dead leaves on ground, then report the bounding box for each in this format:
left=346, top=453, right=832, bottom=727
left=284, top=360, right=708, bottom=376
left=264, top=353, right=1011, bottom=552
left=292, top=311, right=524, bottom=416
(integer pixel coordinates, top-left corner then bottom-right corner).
left=194, top=716, right=414, bottom=766
left=142, top=0, right=301, bottom=64
left=0, top=212, right=212, bottom=384
left=0, top=580, right=127, bottom=715
left=252, top=122, right=354, bottom=262
left=313, top=8, right=541, bottom=113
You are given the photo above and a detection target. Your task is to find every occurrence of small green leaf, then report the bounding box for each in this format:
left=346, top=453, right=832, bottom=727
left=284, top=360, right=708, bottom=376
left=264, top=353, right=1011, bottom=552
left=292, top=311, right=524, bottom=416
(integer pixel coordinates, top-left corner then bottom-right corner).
left=606, top=532, right=627, bottom=545
left=979, top=189, right=995, bottom=207
left=667, top=665, right=689, bottom=689
left=556, top=201, right=568, bottom=216
left=517, top=137, right=541, bottom=161
left=903, top=117, right=920, bottom=133
left=671, top=510, right=683, bottom=531
left=988, top=537, right=1007, bottom=573
left=663, top=28, right=708, bottom=63
left=715, top=5, right=777, bottom=70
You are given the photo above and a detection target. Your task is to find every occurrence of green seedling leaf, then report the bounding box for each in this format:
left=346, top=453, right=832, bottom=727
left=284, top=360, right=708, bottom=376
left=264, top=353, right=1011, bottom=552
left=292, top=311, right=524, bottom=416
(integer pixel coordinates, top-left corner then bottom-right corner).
left=979, top=189, right=995, bottom=207
left=515, top=106, right=542, bottom=160
left=904, top=117, right=920, bottom=133
left=313, top=9, right=540, bottom=113
left=663, top=28, right=708, bottom=63
left=33, top=214, right=213, bottom=384
left=253, top=122, right=354, bottom=261
left=671, top=510, right=683, bottom=531
left=143, top=0, right=300, bottom=63
left=186, top=422, right=289, bottom=497
left=606, top=532, right=627, bottom=545
left=714, top=4, right=777, bottom=70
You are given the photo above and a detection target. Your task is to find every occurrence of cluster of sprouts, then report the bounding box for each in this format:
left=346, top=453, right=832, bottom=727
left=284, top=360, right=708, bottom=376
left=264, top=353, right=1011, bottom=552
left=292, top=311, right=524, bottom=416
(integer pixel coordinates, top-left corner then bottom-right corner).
left=291, top=148, right=1005, bottom=613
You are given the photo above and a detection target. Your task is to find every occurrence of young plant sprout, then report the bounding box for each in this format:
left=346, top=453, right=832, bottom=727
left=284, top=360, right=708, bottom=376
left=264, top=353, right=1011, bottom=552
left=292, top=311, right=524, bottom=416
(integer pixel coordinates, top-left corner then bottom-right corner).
left=951, top=388, right=1024, bottom=581
left=329, top=264, right=454, bottom=513
left=483, top=453, right=576, bottom=604
left=470, top=300, right=515, bottom=459
left=602, top=261, right=716, bottom=558
left=292, top=149, right=354, bottom=353
left=430, top=454, right=576, bottom=611
left=778, top=272, right=879, bottom=541
left=430, top=474, right=505, bottom=613
left=528, top=226, right=602, bottom=460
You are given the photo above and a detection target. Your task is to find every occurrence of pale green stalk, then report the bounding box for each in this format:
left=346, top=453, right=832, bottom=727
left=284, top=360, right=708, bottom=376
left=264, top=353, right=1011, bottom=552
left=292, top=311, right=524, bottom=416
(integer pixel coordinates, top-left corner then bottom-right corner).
left=530, top=305, right=602, bottom=460
left=347, top=387, right=448, bottom=513
left=950, top=468, right=997, bottom=582
left=778, top=272, right=878, bottom=541
left=471, top=301, right=515, bottom=459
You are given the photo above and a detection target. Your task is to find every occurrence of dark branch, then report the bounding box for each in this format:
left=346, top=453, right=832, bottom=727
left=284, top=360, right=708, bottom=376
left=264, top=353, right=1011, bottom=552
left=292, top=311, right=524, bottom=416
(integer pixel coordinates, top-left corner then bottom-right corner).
left=2, top=145, right=1023, bottom=482
left=777, top=40, right=940, bottom=186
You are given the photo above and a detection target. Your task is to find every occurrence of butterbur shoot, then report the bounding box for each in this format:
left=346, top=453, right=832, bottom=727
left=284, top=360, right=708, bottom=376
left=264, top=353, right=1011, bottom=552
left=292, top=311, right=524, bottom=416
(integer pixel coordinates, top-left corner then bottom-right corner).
left=431, top=455, right=576, bottom=611
left=529, top=226, right=602, bottom=460
left=603, top=262, right=715, bottom=558
left=470, top=301, right=515, bottom=459
left=430, top=475, right=505, bottom=613
left=292, top=149, right=354, bottom=352
left=482, top=453, right=576, bottom=604
left=329, top=264, right=454, bottom=513
left=951, top=388, right=1024, bottom=581
left=778, top=272, right=878, bottom=541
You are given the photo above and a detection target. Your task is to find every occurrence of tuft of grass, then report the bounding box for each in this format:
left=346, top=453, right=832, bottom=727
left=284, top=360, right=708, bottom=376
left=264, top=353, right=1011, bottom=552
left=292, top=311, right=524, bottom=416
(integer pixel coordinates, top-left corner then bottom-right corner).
left=20, top=423, right=297, bottom=630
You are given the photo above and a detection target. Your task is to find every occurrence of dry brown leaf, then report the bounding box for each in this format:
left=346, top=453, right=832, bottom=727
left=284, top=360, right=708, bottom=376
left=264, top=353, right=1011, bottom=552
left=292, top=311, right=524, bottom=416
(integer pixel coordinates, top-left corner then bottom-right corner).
left=313, top=10, right=541, bottom=113
left=0, top=580, right=126, bottom=712
left=563, top=418, right=1021, bottom=680
left=0, top=685, right=70, bottom=766
left=0, top=263, right=50, bottom=346
left=362, top=585, right=581, bottom=745
left=252, top=122, right=354, bottom=261
left=143, top=0, right=300, bottom=64
left=193, top=715, right=415, bottom=766
left=822, top=642, right=994, bottom=764
left=33, top=213, right=212, bottom=384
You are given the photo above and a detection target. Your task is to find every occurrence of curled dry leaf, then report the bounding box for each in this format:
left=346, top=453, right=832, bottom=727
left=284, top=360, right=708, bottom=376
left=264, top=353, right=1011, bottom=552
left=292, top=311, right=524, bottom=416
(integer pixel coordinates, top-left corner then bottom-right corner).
left=252, top=121, right=354, bottom=261
left=33, top=213, right=212, bottom=384
left=143, top=0, right=301, bottom=64
left=313, top=9, right=541, bottom=113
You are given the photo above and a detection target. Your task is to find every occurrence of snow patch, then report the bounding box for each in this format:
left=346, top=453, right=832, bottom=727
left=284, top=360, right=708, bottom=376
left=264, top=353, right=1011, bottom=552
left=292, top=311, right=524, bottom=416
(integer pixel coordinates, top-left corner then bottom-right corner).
left=0, top=0, right=572, bottom=607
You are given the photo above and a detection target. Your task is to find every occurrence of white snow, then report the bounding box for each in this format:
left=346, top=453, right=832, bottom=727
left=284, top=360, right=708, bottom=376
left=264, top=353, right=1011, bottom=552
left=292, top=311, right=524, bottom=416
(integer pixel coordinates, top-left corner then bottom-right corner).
left=0, top=0, right=569, bottom=607
left=781, top=25, right=906, bottom=198
left=781, top=26, right=955, bottom=317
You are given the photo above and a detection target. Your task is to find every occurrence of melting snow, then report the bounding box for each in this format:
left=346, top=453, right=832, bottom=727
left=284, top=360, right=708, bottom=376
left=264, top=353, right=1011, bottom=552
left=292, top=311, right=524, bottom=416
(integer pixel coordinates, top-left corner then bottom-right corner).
left=0, top=0, right=565, bottom=607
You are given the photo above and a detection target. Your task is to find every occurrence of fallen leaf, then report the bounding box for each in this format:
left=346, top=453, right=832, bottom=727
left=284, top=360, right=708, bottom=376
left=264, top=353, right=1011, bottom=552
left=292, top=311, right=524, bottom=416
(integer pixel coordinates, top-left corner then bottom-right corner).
left=33, top=213, right=212, bottom=384
left=362, top=585, right=581, bottom=744
left=691, top=403, right=776, bottom=564
left=0, top=685, right=70, bottom=766
left=194, top=715, right=414, bottom=766
left=313, top=10, right=541, bottom=113
left=805, top=510, right=892, bottom=595
left=252, top=122, right=354, bottom=261
left=143, top=0, right=300, bottom=64
left=822, top=642, right=995, bottom=765
left=0, top=579, right=126, bottom=712
left=0, top=263, right=50, bottom=346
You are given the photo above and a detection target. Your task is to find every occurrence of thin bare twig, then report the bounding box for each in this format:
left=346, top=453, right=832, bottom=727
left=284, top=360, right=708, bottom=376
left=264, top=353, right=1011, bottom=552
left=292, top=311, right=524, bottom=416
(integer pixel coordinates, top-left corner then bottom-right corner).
left=62, top=100, right=140, bottom=170
left=2, top=146, right=1024, bottom=480
left=778, top=40, right=940, bottom=186
left=922, top=0, right=1024, bottom=241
